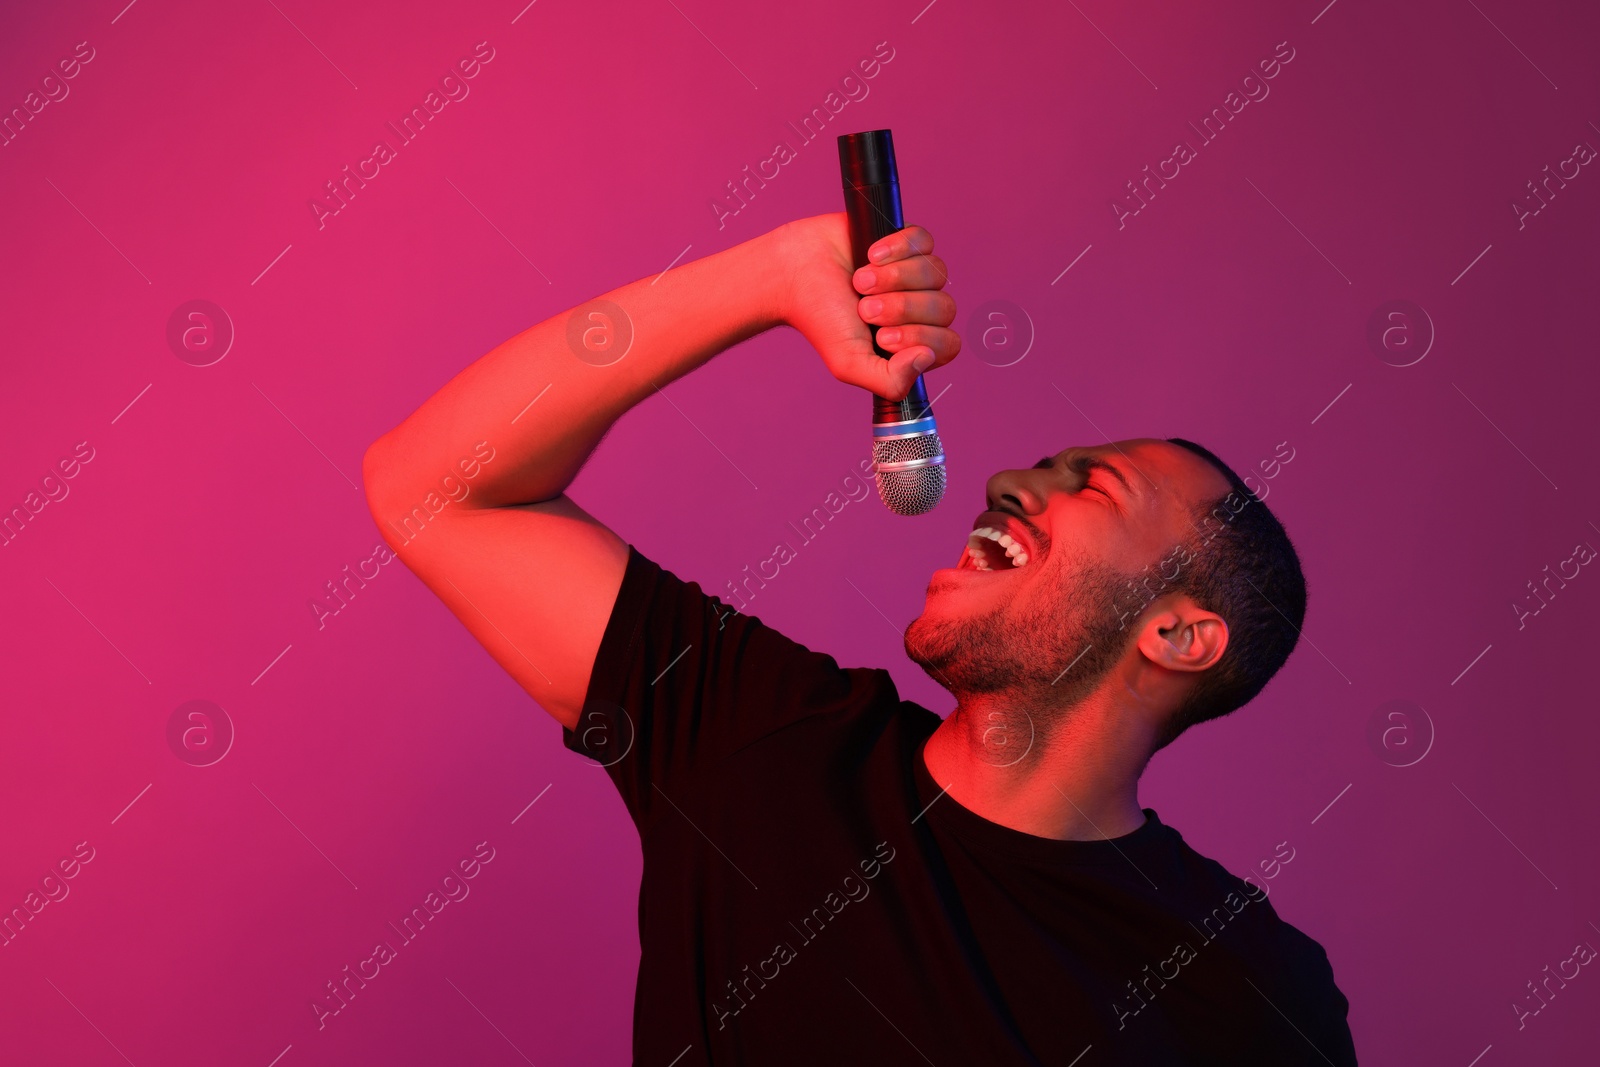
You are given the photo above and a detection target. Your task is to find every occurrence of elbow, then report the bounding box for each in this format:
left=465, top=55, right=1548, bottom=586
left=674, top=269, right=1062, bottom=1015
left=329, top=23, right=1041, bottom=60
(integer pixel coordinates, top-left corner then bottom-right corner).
left=361, top=435, right=399, bottom=515
left=362, top=438, right=410, bottom=551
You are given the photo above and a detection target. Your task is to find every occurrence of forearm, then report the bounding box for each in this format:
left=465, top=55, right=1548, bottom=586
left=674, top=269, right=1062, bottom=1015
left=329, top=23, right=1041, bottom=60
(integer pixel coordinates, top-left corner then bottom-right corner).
left=363, top=226, right=789, bottom=514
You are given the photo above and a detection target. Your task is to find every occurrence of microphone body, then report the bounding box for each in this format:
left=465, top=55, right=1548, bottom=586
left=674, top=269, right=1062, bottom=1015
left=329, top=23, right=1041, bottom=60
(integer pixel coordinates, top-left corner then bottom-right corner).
left=837, top=129, right=947, bottom=517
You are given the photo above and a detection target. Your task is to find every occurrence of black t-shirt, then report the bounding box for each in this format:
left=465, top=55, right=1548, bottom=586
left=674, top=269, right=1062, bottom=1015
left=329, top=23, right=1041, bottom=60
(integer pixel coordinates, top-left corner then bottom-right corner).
left=564, top=547, right=1358, bottom=1066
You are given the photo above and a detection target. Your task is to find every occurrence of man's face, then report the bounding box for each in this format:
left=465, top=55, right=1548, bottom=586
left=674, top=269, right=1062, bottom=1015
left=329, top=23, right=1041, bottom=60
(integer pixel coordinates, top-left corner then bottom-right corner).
left=904, top=438, right=1232, bottom=710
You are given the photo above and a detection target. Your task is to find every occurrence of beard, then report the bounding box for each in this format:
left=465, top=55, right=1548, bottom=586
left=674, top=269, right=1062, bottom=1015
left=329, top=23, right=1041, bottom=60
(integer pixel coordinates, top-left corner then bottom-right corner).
left=904, top=544, right=1140, bottom=715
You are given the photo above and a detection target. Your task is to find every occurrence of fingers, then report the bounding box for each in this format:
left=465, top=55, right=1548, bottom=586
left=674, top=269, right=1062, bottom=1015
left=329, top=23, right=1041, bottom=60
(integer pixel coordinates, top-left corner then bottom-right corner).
left=852, top=253, right=948, bottom=296
left=834, top=345, right=940, bottom=403
left=871, top=323, right=961, bottom=366
left=842, top=224, right=957, bottom=402
left=856, top=290, right=956, bottom=329
left=832, top=324, right=958, bottom=402
left=866, top=225, right=935, bottom=265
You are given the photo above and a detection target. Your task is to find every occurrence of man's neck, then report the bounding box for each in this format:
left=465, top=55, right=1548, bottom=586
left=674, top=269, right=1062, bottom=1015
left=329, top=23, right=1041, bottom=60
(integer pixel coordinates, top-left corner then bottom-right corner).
left=921, top=694, right=1152, bottom=842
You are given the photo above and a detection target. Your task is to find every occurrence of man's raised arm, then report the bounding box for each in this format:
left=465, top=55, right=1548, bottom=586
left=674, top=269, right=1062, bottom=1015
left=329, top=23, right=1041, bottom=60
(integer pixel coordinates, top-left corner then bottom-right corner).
left=361, top=216, right=956, bottom=730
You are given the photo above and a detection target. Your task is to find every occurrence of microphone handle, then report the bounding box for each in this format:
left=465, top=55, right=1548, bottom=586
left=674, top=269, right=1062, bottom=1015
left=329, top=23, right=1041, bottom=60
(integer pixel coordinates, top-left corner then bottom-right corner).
left=840, top=148, right=933, bottom=426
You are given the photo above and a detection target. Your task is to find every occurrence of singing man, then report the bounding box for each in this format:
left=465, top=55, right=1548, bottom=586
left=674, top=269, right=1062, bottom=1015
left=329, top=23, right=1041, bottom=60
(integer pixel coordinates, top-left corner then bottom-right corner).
left=362, top=214, right=1357, bottom=1065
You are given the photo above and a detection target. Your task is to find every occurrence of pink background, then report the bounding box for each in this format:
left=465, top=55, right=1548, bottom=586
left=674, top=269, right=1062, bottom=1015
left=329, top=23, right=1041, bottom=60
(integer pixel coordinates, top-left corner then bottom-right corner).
left=3, top=0, right=1597, bottom=1062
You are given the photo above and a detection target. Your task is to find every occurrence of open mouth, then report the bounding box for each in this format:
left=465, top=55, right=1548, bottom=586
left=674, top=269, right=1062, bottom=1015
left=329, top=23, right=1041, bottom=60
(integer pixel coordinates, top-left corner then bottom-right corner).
left=958, top=525, right=1032, bottom=572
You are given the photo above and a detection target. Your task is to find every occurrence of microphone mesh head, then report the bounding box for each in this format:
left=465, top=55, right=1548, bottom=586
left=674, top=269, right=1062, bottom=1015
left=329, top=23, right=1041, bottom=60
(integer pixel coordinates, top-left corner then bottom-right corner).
left=873, top=431, right=947, bottom=516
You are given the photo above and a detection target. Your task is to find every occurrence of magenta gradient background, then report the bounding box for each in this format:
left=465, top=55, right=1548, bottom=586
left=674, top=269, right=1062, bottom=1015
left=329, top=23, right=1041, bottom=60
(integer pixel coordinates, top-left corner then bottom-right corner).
left=3, top=0, right=1598, bottom=1063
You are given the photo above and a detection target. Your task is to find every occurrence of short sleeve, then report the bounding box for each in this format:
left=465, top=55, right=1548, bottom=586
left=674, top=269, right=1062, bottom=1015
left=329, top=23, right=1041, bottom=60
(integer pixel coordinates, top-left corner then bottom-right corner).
left=1310, top=956, right=1358, bottom=1065
left=1281, top=927, right=1359, bottom=1066
left=562, top=544, right=894, bottom=836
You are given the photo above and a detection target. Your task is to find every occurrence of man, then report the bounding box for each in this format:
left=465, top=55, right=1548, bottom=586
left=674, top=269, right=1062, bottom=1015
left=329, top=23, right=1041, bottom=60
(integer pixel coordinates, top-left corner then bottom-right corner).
left=362, top=214, right=1357, bottom=1064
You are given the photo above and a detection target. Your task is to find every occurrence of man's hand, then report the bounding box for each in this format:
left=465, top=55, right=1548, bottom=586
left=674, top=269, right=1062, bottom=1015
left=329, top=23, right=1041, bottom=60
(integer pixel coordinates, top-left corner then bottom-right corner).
left=775, top=213, right=959, bottom=402
left=366, top=217, right=926, bottom=730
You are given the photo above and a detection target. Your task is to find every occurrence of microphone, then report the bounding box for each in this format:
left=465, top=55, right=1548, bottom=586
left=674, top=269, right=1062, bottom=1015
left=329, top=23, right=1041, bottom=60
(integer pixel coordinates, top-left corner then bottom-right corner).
left=837, top=129, right=947, bottom=517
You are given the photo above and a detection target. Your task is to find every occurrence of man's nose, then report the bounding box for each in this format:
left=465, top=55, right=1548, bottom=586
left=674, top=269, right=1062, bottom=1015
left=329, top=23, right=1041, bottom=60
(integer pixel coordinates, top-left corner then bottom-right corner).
left=986, top=466, right=1074, bottom=515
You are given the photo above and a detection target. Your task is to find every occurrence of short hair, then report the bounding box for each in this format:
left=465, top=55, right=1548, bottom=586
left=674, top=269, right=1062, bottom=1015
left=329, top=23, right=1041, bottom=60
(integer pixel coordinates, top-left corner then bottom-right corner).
left=1155, top=438, right=1308, bottom=748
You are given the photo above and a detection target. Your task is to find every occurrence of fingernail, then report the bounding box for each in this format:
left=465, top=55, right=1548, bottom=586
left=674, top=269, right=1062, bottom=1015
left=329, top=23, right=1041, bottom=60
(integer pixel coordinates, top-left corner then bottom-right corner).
left=870, top=244, right=891, bottom=263
left=854, top=268, right=876, bottom=291
left=859, top=297, right=883, bottom=317
left=877, top=327, right=901, bottom=345
left=912, top=351, right=935, bottom=372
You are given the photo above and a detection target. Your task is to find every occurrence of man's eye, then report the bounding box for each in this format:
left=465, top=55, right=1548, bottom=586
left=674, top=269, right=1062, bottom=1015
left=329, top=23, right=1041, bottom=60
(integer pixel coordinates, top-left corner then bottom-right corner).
left=1068, top=463, right=1105, bottom=495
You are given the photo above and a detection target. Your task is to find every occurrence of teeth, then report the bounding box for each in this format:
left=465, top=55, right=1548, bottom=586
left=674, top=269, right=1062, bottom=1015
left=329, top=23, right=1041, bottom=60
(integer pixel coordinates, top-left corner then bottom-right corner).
left=965, top=525, right=1031, bottom=570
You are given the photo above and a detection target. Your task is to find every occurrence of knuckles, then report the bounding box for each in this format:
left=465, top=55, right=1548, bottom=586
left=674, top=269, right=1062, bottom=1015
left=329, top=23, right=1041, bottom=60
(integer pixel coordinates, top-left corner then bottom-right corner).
left=887, top=254, right=949, bottom=292
left=900, top=225, right=934, bottom=253
left=857, top=290, right=958, bottom=327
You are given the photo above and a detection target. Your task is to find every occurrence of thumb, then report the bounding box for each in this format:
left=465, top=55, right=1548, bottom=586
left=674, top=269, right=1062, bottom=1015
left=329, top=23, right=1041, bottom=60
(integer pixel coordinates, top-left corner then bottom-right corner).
left=834, top=341, right=935, bottom=402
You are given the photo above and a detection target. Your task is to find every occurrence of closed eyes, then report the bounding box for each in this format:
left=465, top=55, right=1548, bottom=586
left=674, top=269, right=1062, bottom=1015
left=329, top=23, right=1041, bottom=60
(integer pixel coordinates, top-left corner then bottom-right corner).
left=1034, top=454, right=1111, bottom=496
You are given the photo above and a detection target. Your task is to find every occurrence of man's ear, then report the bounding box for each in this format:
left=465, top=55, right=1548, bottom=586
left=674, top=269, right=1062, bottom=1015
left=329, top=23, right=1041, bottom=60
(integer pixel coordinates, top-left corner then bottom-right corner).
left=1136, top=600, right=1228, bottom=674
